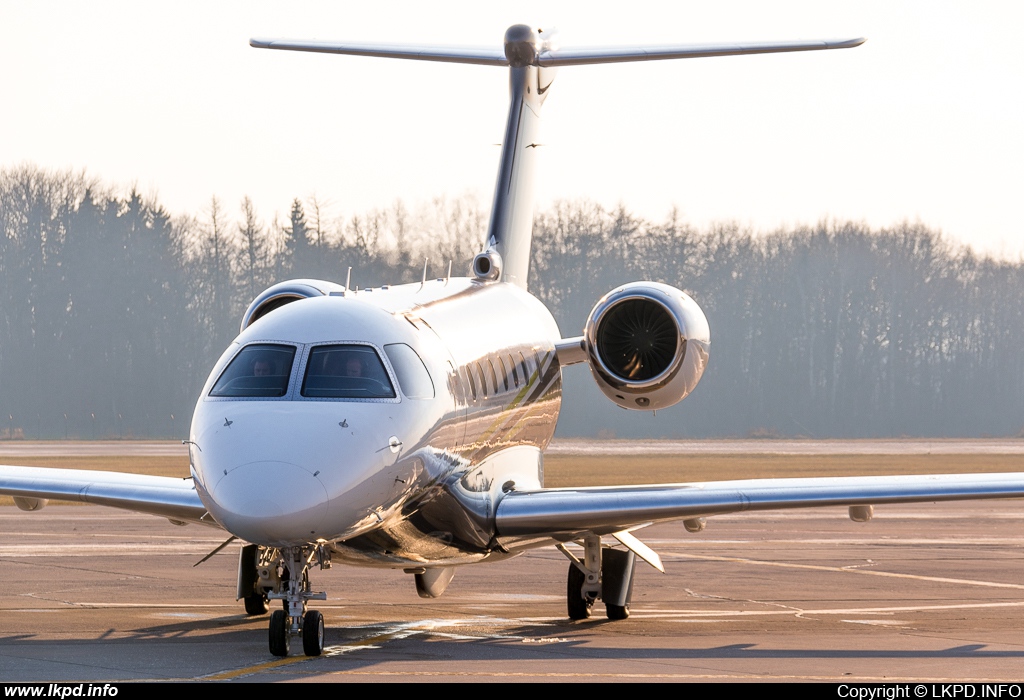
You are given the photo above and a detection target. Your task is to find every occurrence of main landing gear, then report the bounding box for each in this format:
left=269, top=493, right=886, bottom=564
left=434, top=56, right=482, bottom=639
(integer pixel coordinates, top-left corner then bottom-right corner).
left=237, top=543, right=330, bottom=657
left=559, top=534, right=637, bottom=621
left=238, top=544, right=270, bottom=615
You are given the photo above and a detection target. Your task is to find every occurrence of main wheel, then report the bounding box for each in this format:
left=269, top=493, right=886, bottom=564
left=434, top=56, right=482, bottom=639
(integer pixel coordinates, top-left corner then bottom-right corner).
left=566, top=562, right=594, bottom=620
left=269, top=610, right=290, bottom=657
left=239, top=544, right=268, bottom=615
left=606, top=603, right=630, bottom=620
left=302, top=610, right=325, bottom=657
left=244, top=591, right=269, bottom=615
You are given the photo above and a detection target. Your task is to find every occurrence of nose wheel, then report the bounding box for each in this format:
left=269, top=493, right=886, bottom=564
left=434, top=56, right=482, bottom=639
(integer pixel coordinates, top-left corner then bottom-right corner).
left=302, top=610, right=325, bottom=656
left=268, top=610, right=290, bottom=656
left=265, top=545, right=330, bottom=657
left=268, top=609, right=324, bottom=657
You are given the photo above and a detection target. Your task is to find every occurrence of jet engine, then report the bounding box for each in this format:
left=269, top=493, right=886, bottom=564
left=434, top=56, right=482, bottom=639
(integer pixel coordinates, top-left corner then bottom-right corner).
left=240, top=279, right=348, bottom=331
left=583, top=282, right=710, bottom=411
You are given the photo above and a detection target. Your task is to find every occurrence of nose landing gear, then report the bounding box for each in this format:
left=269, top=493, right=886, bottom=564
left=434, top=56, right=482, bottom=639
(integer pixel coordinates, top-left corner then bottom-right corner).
left=259, top=544, right=330, bottom=657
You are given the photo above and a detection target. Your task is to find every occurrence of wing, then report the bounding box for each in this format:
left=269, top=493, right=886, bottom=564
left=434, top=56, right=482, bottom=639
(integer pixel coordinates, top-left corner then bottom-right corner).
left=495, top=472, right=1024, bottom=538
left=0, top=464, right=215, bottom=526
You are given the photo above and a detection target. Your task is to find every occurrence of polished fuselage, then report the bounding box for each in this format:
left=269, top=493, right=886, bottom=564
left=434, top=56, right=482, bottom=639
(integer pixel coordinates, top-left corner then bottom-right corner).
left=190, top=278, right=563, bottom=567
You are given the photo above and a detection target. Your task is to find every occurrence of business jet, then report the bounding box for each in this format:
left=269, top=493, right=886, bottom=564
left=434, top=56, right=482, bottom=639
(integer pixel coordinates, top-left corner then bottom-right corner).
left=3, top=25, right=1023, bottom=658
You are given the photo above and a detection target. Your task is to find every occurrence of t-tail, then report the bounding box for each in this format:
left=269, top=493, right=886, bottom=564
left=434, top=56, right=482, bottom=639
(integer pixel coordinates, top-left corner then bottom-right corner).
left=251, top=26, right=864, bottom=289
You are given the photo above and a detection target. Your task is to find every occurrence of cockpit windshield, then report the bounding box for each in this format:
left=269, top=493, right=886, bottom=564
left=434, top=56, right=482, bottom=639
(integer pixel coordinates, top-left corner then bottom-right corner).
left=210, top=344, right=296, bottom=398
left=301, top=345, right=396, bottom=399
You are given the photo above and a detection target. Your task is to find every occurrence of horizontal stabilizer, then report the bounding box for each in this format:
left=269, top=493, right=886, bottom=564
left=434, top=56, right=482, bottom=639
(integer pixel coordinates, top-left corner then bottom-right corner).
left=496, top=471, right=1024, bottom=537
left=249, top=38, right=507, bottom=66
left=250, top=36, right=865, bottom=68
left=0, top=465, right=213, bottom=526
left=536, top=38, right=866, bottom=66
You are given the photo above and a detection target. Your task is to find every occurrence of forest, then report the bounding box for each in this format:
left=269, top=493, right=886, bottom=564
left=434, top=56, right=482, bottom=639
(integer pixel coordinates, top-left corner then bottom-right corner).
left=2, top=164, right=1022, bottom=439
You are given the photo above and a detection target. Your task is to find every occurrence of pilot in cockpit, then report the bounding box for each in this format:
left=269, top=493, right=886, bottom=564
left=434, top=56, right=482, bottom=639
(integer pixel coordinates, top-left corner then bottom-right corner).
left=251, top=356, right=275, bottom=377
left=344, top=356, right=365, bottom=378
left=321, top=351, right=365, bottom=378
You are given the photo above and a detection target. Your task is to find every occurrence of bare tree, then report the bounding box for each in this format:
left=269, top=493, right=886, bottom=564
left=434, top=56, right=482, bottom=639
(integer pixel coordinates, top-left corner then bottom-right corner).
left=236, top=196, right=269, bottom=302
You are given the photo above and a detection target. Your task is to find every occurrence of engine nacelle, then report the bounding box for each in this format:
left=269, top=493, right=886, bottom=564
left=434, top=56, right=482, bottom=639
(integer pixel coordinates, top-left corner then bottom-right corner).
left=240, top=279, right=348, bottom=332
left=584, top=282, right=710, bottom=411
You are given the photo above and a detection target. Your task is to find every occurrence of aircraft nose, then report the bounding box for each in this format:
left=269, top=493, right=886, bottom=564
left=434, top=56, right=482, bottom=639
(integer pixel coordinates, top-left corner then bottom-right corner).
left=211, top=460, right=329, bottom=545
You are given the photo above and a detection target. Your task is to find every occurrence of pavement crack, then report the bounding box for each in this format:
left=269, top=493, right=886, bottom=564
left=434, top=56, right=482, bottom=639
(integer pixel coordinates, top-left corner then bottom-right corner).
left=21, top=592, right=82, bottom=607
left=684, top=587, right=809, bottom=618
left=683, top=588, right=730, bottom=601
left=842, top=559, right=878, bottom=570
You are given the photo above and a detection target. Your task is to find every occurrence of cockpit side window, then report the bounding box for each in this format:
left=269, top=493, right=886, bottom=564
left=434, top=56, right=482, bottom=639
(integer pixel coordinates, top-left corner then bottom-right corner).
left=209, top=344, right=296, bottom=398
left=301, top=345, right=396, bottom=399
left=383, top=343, right=435, bottom=399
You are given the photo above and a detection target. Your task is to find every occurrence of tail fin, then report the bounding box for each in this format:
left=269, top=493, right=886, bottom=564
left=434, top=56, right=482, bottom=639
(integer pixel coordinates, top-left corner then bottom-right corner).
left=252, top=28, right=865, bottom=289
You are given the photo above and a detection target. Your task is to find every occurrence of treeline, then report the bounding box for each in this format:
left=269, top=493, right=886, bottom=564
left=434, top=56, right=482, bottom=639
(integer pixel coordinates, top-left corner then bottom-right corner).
left=1, top=165, right=1022, bottom=438
left=534, top=203, right=1024, bottom=437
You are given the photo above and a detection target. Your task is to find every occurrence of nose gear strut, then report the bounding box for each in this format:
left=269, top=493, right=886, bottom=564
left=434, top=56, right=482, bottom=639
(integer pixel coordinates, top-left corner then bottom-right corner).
left=263, top=544, right=330, bottom=656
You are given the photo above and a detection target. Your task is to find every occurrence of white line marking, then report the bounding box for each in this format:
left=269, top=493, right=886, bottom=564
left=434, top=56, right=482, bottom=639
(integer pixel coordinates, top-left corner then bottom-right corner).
left=672, top=552, right=1024, bottom=589
left=628, top=601, right=1024, bottom=619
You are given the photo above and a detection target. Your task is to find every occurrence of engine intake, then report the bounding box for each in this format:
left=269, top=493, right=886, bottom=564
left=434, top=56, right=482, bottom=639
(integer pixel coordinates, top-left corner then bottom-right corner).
left=584, top=282, right=710, bottom=411
left=240, top=279, right=348, bottom=331
left=596, top=298, right=679, bottom=382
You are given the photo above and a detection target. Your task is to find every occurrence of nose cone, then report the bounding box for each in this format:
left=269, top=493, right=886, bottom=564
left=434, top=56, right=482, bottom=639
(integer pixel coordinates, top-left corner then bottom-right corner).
left=211, top=461, right=329, bottom=545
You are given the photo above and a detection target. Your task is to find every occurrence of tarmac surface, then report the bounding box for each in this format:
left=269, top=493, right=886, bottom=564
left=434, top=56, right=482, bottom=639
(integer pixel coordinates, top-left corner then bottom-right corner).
left=2, top=438, right=1024, bottom=458
left=2, top=500, right=1023, bottom=682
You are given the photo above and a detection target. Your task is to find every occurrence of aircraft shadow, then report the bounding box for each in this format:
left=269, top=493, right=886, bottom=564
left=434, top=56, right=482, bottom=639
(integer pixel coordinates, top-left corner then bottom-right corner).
left=2, top=614, right=1020, bottom=679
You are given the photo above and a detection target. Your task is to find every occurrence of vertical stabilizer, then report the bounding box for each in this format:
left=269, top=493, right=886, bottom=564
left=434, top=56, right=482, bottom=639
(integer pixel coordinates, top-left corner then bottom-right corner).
left=480, top=25, right=558, bottom=290
left=251, top=28, right=864, bottom=291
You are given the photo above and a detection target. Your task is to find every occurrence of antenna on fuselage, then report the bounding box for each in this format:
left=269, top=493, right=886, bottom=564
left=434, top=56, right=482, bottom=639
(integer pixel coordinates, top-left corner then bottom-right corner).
left=344, top=266, right=352, bottom=295
left=446, top=260, right=452, bottom=285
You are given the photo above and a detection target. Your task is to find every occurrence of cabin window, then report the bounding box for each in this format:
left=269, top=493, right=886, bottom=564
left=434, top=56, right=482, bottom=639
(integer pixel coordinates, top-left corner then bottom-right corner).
left=466, top=365, right=478, bottom=400
left=210, top=344, right=296, bottom=398
left=519, top=351, right=530, bottom=384
left=498, top=355, right=510, bottom=391
left=487, top=358, right=501, bottom=394
left=508, top=354, right=519, bottom=387
left=475, top=362, right=488, bottom=397
left=384, top=343, right=434, bottom=399
left=301, top=345, right=396, bottom=399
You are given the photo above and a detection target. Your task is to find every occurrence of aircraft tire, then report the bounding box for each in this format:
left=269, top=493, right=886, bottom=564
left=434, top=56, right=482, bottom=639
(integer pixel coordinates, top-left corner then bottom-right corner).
left=566, top=562, right=594, bottom=620
left=269, top=610, right=290, bottom=657
left=244, top=592, right=269, bottom=616
left=605, top=603, right=629, bottom=620
left=302, top=610, right=325, bottom=656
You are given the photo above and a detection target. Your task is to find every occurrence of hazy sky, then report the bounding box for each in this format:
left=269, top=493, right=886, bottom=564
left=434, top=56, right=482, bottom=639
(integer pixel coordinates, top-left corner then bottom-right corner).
left=3, top=1, right=1022, bottom=258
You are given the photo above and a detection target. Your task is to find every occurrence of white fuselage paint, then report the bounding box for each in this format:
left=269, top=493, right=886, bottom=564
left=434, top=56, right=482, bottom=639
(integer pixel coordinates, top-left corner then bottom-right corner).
left=190, top=277, right=563, bottom=566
